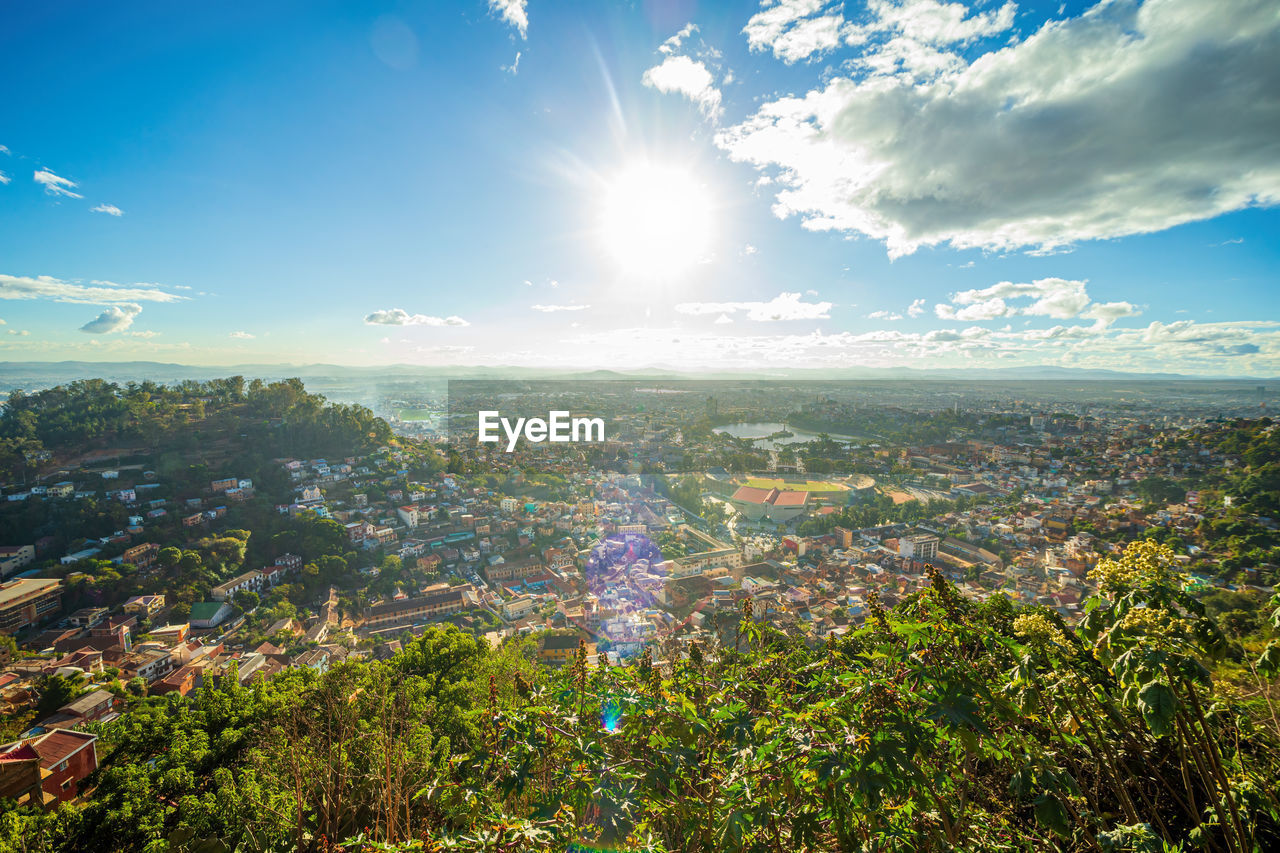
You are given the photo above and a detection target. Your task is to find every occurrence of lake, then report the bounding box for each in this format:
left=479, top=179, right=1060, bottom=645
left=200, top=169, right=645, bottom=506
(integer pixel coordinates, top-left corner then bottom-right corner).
left=712, top=422, right=861, bottom=450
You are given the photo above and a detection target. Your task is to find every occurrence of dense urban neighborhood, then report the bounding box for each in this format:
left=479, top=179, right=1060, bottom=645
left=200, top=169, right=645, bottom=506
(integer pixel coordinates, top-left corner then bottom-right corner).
left=0, top=377, right=1276, bottom=850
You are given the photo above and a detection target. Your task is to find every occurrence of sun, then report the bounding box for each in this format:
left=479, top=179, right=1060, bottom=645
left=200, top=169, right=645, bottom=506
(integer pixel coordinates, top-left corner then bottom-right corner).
left=597, top=162, right=713, bottom=279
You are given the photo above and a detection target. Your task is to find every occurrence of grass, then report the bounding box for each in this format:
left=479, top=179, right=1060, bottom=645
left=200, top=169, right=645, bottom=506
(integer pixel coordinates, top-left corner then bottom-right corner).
left=395, top=408, right=437, bottom=421
left=743, top=477, right=847, bottom=493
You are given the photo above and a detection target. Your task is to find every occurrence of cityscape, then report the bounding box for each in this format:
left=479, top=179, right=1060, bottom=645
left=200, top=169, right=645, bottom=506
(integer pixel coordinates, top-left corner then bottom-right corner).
left=1, top=0, right=1278, bottom=850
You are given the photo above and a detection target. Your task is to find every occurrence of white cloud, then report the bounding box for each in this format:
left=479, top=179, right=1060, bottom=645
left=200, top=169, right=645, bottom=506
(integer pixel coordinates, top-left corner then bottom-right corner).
left=531, top=304, right=590, bottom=312
left=363, top=308, right=470, bottom=326
left=907, top=298, right=926, bottom=317
left=719, top=0, right=1280, bottom=257
left=744, top=244, right=759, bottom=255
left=0, top=172, right=9, bottom=185
left=0, top=146, right=8, bottom=155
left=504, top=51, right=521, bottom=74
left=642, top=55, right=722, bottom=121
left=91, top=203, right=123, bottom=216
left=0, top=273, right=185, bottom=305
left=80, top=303, right=142, bottom=334
left=841, top=0, right=1018, bottom=78
left=7, top=329, right=29, bottom=337
left=230, top=331, right=255, bottom=339
left=714, top=314, right=734, bottom=325
left=660, top=23, right=699, bottom=55
left=1082, top=301, right=1142, bottom=325
left=868, top=310, right=903, bottom=320
left=555, top=316, right=1280, bottom=373
left=33, top=168, right=83, bottom=199
left=489, top=0, right=528, bottom=39
left=676, top=291, right=833, bottom=321
left=415, top=344, right=476, bottom=356
left=744, top=0, right=844, bottom=63
left=933, top=277, right=1141, bottom=325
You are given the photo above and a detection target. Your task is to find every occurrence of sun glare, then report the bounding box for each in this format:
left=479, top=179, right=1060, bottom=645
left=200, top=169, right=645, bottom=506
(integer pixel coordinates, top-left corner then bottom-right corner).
left=598, top=163, right=713, bottom=279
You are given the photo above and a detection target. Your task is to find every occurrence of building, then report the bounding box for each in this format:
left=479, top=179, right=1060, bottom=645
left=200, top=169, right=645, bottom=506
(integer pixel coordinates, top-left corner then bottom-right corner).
left=189, top=601, right=233, bottom=628
left=0, top=730, right=98, bottom=804
left=0, top=578, right=62, bottom=634
left=56, top=689, right=120, bottom=725
left=502, top=596, right=536, bottom=620
left=485, top=557, right=542, bottom=582
left=0, top=741, right=51, bottom=807
left=211, top=571, right=263, bottom=602
left=121, top=543, right=160, bottom=568
left=729, top=486, right=810, bottom=523
left=899, top=534, right=939, bottom=563
left=363, top=586, right=478, bottom=629
left=123, top=594, right=165, bottom=617
left=0, top=545, right=35, bottom=577
left=537, top=633, right=593, bottom=668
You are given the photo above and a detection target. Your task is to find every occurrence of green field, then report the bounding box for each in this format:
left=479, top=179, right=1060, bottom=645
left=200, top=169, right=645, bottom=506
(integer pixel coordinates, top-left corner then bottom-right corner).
left=743, top=477, right=846, bottom=493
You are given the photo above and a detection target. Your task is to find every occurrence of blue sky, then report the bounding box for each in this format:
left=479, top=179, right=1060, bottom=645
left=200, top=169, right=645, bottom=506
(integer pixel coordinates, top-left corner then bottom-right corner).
left=0, top=0, right=1276, bottom=374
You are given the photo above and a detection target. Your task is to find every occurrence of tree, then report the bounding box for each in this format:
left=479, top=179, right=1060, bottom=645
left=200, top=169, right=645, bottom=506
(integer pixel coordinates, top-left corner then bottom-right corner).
left=233, top=589, right=260, bottom=612
left=36, top=673, right=84, bottom=714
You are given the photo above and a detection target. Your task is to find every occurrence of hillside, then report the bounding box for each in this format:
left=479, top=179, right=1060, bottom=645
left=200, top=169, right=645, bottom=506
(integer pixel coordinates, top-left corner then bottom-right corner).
left=1, top=543, right=1276, bottom=852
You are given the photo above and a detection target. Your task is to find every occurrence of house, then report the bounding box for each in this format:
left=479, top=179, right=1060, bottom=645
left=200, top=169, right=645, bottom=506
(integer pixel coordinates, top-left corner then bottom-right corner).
left=538, top=634, right=592, bottom=668
left=275, top=553, right=303, bottom=571
left=56, top=689, right=119, bottom=725
left=151, top=664, right=199, bottom=697
left=123, top=594, right=165, bottom=617
left=189, top=601, right=233, bottom=628
left=0, top=730, right=98, bottom=804
left=47, top=483, right=75, bottom=499
left=299, top=485, right=322, bottom=503
left=120, top=647, right=175, bottom=682
left=211, top=570, right=262, bottom=602
left=67, top=607, right=108, bottom=628
left=0, top=741, right=52, bottom=807
left=60, top=547, right=101, bottom=565
left=260, top=564, right=289, bottom=587
left=502, top=596, right=536, bottom=620
left=294, top=648, right=330, bottom=674
left=121, top=543, right=160, bottom=568
left=346, top=521, right=374, bottom=543
left=210, top=478, right=238, bottom=493
left=0, top=545, right=35, bottom=577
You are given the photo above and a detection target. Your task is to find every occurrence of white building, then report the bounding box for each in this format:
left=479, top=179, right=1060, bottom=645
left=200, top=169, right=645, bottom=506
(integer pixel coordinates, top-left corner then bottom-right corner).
left=899, top=534, right=939, bottom=562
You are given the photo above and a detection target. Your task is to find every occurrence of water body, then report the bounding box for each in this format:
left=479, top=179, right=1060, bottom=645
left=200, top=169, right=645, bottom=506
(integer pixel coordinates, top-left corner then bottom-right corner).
left=712, top=422, right=862, bottom=450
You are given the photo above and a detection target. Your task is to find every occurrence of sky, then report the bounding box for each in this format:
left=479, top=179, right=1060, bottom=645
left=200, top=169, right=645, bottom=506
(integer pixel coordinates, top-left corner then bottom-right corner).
left=0, top=0, right=1277, bottom=375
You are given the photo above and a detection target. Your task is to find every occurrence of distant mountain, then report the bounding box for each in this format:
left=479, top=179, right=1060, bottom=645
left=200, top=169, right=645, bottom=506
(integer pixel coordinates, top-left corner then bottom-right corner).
left=0, top=360, right=1273, bottom=391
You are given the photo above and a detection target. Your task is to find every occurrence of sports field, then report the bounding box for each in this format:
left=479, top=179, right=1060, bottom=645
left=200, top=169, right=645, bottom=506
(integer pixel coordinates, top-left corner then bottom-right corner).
left=743, top=477, right=847, bottom=493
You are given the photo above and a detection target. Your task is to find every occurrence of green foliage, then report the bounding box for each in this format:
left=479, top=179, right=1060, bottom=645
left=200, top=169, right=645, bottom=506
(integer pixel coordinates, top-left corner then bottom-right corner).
left=12, top=547, right=1280, bottom=853
left=35, top=673, right=85, bottom=715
